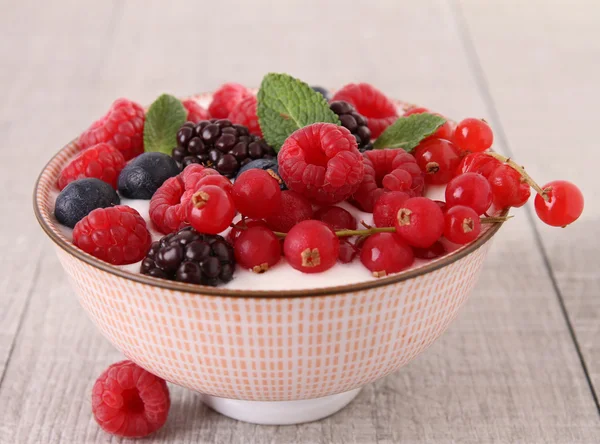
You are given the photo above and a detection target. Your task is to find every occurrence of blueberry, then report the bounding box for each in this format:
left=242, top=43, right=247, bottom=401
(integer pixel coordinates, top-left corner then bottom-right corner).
left=236, top=158, right=287, bottom=190
left=118, top=152, right=180, bottom=199
left=55, top=178, right=120, bottom=228
left=311, top=86, right=330, bottom=101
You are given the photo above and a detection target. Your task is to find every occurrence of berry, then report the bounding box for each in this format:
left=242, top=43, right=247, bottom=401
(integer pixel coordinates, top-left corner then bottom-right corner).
left=58, top=143, right=125, bottom=190
left=141, top=227, right=235, bottom=286
left=278, top=123, right=364, bottom=204
left=413, top=241, right=447, bottom=260
left=314, top=206, right=357, bottom=230
left=236, top=158, right=287, bottom=190
left=372, top=191, right=410, bottom=227
left=402, top=107, right=453, bottom=141
left=454, top=118, right=494, bottom=153
left=265, top=190, right=313, bottom=233
left=534, top=180, right=584, bottom=227
left=446, top=173, right=493, bottom=215
left=232, top=169, right=282, bottom=219
left=311, top=86, right=331, bottom=101
left=456, top=152, right=501, bottom=178
left=193, top=174, right=233, bottom=194
left=487, top=164, right=530, bottom=209
left=182, top=99, right=210, bottom=123
left=329, top=101, right=372, bottom=151
left=283, top=220, right=339, bottom=273
left=186, top=185, right=236, bottom=234
left=228, top=95, right=262, bottom=137
left=118, top=152, right=180, bottom=199
left=55, top=178, right=120, bottom=228
left=433, top=200, right=447, bottom=212
left=403, top=107, right=429, bottom=116
left=149, top=176, right=188, bottom=234
left=394, top=197, right=444, bottom=248
left=338, top=239, right=359, bottom=263
left=227, top=218, right=268, bottom=244
left=73, top=206, right=152, bottom=265
left=360, top=233, right=414, bottom=277
left=332, top=83, right=398, bottom=138
left=171, top=119, right=276, bottom=178
left=208, top=83, right=252, bottom=119
left=351, top=149, right=424, bottom=212
left=78, top=98, right=145, bottom=160
left=444, top=205, right=481, bottom=244
left=413, top=139, right=461, bottom=185
left=92, top=360, right=170, bottom=438
left=234, top=226, right=281, bottom=273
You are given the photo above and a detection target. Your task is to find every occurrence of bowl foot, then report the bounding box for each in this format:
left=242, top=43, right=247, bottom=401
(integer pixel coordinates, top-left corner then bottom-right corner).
left=201, top=388, right=362, bottom=425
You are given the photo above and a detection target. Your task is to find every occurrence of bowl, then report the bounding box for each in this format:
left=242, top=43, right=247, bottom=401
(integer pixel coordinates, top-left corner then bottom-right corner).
left=33, top=94, right=504, bottom=425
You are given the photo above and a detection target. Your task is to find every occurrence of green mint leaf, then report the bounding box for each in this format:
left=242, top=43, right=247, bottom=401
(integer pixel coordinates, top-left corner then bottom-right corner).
left=257, top=73, right=340, bottom=151
left=143, top=94, right=187, bottom=155
left=373, top=113, right=446, bottom=151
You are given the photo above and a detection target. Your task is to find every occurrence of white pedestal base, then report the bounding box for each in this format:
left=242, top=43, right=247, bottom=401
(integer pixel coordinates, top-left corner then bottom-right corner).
left=201, top=388, right=362, bottom=425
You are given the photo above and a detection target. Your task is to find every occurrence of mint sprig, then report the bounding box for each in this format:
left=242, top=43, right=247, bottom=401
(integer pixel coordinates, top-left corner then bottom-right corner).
left=257, top=73, right=340, bottom=151
left=373, top=113, right=446, bottom=151
left=144, top=94, right=187, bottom=155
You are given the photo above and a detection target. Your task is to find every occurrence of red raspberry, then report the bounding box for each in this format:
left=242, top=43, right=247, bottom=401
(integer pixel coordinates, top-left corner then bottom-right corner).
left=351, top=149, right=424, bottom=212
left=283, top=220, right=339, bottom=273
left=228, top=95, right=262, bottom=137
left=92, top=360, right=170, bottom=438
left=57, top=143, right=125, bottom=190
left=265, top=190, right=313, bottom=233
left=182, top=99, right=210, bottom=123
left=79, top=98, right=145, bottom=160
left=208, top=83, right=252, bottom=119
left=73, top=206, right=152, bottom=265
left=278, top=123, right=364, bottom=205
left=332, top=83, right=398, bottom=138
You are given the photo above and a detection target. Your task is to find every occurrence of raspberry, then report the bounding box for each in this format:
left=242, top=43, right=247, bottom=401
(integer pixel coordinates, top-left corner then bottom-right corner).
left=278, top=123, right=364, bottom=205
left=208, top=83, right=252, bottom=119
left=534, top=180, right=584, bottom=227
left=283, top=220, right=339, bottom=273
left=182, top=99, right=210, bottom=123
left=92, top=360, right=170, bottom=438
left=231, top=169, right=282, bottom=219
left=228, top=95, right=262, bottom=137
left=186, top=185, right=236, bottom=235
left=372, top=191, right=409, bottom=227
left=234, top=226, right=281, bottom=273
left=360, top=233, right=414, bottom=277
left=332, top=83, right=398, bottom=138
left=444, top=205, right=481, bottom=244
left=351, top=149, right=424, bottom=212
left=149, top=176, right=188, bottom=234
left=265, top=190, right=313, bottom=233
left=394, top=197, right=444, bottom=248
left=58, top=143, right=125, bottom=190
left=141, top=227, right=235, bottom=285
left=73, top=206, right=152, bottom=265
left=314, top=205, right=357, bottom=230
left=329, top=101, right=372, bottom=151
left=78, top=98, right=145, bottom=160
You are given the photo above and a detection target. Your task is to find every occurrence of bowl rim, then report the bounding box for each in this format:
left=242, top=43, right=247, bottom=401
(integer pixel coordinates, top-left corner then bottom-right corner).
left=33, top=94, right=505, bottom=299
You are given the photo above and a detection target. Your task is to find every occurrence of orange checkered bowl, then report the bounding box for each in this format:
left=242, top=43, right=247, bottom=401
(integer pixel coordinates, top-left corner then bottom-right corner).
left=34, top=95, right=504, bottom=425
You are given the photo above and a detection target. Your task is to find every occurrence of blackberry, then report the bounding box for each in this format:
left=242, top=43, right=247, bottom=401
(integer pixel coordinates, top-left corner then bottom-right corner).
left=329, top=101, right=373, bottom=151
left=236, top=158, right=287, bottom=190
left=140, top=226, right=235, bottom=286
left=171, top=119, right=276, bottom=178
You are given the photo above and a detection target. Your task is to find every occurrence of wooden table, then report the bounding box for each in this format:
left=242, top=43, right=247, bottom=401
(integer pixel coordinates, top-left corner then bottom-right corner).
left=1, top=1, right=599, bottom=442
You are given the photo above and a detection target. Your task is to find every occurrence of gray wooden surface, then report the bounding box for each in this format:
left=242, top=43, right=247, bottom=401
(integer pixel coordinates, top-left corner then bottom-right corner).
left=1, top=0, right=599, bottom=442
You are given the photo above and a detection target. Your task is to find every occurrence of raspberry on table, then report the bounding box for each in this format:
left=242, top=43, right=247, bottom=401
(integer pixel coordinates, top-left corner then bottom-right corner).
left=58, top=143, right=126, bottom=190
left=92, top=360, right=170, bottom=438
left=329, top=100, right=372, bottom=151
left=73, top=205, right=152, bottom=265
left=278, top=123, right=365, bottom=205
left=228, top=95, right=262, bottom=137
left=78, top=98, right=145, bottom=160
left=55, top=178, right=120, bottom=228
left=182, top=99, right=210, bottom=123
left=332, top=83, right=398, bottom=138
left=208, top=83, right=252, bottom=119
left=265, top=190, right=313, bottom=233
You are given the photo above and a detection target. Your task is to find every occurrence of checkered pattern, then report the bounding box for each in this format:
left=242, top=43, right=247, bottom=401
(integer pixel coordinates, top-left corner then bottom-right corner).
left=35, top=93, right=495, bottom=401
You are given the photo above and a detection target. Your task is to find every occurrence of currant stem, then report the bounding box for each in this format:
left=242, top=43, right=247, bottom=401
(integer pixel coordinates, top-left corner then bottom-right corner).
left=485, top=152, right=549, bottom=201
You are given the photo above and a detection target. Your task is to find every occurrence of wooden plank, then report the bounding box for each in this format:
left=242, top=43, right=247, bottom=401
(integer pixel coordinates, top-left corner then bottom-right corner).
left=456, top=0, right=600, bottom=410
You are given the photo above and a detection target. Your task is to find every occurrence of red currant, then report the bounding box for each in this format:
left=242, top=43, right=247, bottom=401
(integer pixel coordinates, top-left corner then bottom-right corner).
left=360, top=233, right=414, bottom=277
left=231, top=169, right=282, bottom=219
left=372, top=191, right=409, bottom=227
left=413, top=241, right=447, bottom=260
left=283, top=220, right=339, bottom=273
left=195, top=174, right=233, bottom=194
left=314, top=206, right=357, bottom=230
left=414, top=139, right=462, bottom=185
left=234, top=226, right=281, bottom=273
left=534, top=180, right=584, bottom=227
left=445, top=173, right=492, bottom=215
left=394, top=197, right=444, bottom=248
left=265, top=190, right=313, bottom=233
left=338, top=239, right=358, bottom=264
left=456, top=152, right=501, bottom=178
left=453, top=118, right=494, bottom=153
left=488, top=164, right=531, bottom=209
left=433, top=200, right=447, bottom=212
left=227, top=218, right=268, bottom=244
left=186, top=185, right=236, bottom=234
left=443, top=205, right=481, bottom=244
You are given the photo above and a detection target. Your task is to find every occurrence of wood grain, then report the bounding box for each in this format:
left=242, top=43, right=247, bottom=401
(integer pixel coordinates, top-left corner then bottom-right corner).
left=0, top=0, right=599, bottom=442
